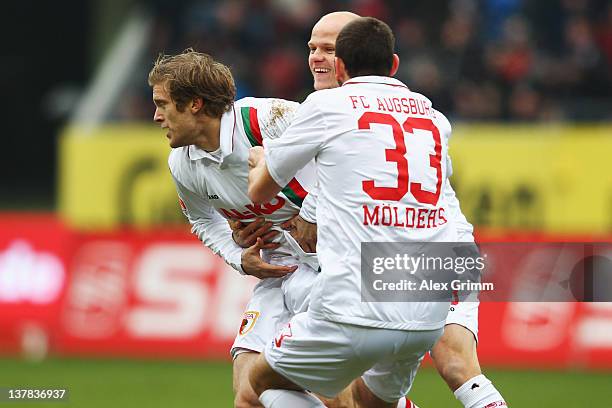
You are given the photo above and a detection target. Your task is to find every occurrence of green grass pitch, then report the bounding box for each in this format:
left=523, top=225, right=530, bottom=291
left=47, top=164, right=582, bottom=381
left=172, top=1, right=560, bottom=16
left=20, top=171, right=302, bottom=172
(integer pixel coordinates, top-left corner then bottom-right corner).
left=0, top=358, right=610, bottom=407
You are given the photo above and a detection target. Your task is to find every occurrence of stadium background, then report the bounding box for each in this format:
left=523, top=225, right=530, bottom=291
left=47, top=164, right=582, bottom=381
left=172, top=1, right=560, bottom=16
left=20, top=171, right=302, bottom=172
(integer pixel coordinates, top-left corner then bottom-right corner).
left=1, top=0, right=611, bottom=406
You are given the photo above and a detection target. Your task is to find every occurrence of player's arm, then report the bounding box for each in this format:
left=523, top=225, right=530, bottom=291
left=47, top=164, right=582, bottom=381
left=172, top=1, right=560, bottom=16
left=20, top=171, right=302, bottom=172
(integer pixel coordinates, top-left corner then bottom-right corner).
left=248, top=96, right=327, bottom=205
left=242, top=98, right=318, bottom=252
left=247, top=146, right=282, bottom=204
left=444, top=172, right=474, bottom=239
left=172, top=175, right=244, bottom=273
left=261, top=98, right=319, bottom=251
left=246, top=98, right=307, bottom=203
left=172, top=175, right=295, bottom=278
left=228, top=217, right=280, bottom=248
left=436, top=109, right=474, bottom=239
left=280, top=214, right=317, bottom=253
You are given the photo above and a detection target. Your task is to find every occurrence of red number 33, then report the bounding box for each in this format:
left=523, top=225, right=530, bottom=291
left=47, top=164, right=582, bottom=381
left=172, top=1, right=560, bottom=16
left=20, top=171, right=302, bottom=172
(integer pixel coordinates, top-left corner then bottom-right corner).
left=358, top=112, right=443, bottom=205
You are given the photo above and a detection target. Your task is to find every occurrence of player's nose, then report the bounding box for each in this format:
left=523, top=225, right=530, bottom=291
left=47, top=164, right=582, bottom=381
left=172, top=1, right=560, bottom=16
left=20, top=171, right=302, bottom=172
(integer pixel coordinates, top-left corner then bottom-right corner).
left=310, top=49, right=325, bottom=61
left=153, top=108, right=163, bottom=123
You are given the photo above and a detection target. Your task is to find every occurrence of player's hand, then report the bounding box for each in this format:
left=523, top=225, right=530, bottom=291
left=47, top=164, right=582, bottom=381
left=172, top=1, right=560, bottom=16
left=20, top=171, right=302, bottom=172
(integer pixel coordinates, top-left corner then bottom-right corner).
left=281, top=215, right=317, bottom=253
left=229, top=217, right=280, bottom=248
left=248, top=146, right=265, bottom=170
left=241, top=238, right=298, bottom=279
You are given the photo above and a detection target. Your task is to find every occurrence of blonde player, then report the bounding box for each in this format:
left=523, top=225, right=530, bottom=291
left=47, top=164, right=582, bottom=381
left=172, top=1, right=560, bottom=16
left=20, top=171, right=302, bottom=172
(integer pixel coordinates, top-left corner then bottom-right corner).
left=149, top=51, right=320, bottom=408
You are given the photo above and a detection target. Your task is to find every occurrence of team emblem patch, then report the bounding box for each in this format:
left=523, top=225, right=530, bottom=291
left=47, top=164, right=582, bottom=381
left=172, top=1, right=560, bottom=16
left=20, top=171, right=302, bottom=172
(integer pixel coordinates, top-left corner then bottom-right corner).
left=238, top=311, right=260, bottom=336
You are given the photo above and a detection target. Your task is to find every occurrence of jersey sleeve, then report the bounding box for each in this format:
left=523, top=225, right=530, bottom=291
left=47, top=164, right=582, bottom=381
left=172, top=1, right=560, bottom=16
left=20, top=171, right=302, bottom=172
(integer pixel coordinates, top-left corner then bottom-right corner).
left=434, top=109, right=474, bottom=238
left=444, top=181, right=474, bottom=239
left=171, top=174, right=246, bottom=274
left=434, top=109, right=454, bottom=176
left=259, top=99, right=300, bottom=140
left=264, top=97, right=327, bottom=188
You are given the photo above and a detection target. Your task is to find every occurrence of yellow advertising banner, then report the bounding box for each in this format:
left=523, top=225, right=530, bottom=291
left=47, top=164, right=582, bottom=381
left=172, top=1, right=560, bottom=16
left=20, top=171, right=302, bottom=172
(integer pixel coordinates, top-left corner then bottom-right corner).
left=59, top=125, right=183, bottom=230
left=59, top=124, right=612, bottom=233
left=449, top=125, right=612, bottom=233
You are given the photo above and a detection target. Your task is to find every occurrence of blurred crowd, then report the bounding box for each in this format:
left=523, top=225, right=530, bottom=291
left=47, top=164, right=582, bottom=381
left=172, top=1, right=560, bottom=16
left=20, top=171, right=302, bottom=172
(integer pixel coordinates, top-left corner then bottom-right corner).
left=117, top=0, right=612, bottom=122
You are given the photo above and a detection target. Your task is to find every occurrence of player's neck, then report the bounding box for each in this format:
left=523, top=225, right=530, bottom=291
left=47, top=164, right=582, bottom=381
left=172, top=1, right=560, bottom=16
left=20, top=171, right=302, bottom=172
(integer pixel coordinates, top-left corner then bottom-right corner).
left=193, top=117, right=221, bottom=152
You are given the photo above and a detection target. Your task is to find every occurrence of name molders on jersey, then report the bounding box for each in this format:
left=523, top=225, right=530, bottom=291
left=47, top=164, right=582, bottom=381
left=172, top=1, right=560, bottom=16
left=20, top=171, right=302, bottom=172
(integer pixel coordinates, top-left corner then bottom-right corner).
left=363, top=204, right=448, bottom=229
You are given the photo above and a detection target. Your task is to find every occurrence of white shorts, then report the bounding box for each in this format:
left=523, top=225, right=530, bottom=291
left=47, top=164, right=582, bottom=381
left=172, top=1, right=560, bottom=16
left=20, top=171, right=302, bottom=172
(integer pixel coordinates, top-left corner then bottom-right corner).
left=264, top=312, right=443, bottom=402
left=231, top=261, right=318, bottom=359
left=231, top=278, right=288, bottom=359
left=445, top=299, right=479, bottom=341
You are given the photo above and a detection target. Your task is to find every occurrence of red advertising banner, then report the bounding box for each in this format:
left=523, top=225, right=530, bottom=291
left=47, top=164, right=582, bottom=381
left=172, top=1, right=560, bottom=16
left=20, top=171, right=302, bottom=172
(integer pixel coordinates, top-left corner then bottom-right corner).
left=56, top=228, right=257, bottom=359
left=0, top=213, right=72, bottom=357
left=1, top=213, right=611, bottom=368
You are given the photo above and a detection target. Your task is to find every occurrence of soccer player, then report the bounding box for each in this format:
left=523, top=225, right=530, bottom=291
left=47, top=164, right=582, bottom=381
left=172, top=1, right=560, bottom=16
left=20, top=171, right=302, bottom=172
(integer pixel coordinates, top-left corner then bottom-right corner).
left=148, top=51, right=320, bottom=408
left=241, top=10, right=507, bottom=408
left=247, top=17, right=455, bottom=408
left=149, top=46, right=417, bottom=408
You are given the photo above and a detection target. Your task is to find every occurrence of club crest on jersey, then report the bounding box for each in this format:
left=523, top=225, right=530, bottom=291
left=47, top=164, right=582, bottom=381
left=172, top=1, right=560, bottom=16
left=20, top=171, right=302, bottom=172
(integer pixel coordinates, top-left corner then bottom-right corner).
left=238, top=311, right=260, bottom=336
left=274, top=323, right=293, bottom=348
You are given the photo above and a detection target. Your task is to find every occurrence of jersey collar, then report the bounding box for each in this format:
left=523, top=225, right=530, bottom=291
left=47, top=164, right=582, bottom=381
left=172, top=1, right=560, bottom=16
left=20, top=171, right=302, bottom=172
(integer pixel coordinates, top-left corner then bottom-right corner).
left=187, top=105, right=237, bottom=164
left=342, top=75, right=409, bottom=89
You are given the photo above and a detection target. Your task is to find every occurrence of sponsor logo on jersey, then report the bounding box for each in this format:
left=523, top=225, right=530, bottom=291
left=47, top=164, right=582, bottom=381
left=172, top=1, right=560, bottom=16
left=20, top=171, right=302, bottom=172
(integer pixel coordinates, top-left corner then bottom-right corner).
left=220, top=196, right=286, bottom=220
left=274, top=322, right=293, bottom=348
left=238, top=311, right=260, bottom=336
left=208, top=194, right=219, bottom=200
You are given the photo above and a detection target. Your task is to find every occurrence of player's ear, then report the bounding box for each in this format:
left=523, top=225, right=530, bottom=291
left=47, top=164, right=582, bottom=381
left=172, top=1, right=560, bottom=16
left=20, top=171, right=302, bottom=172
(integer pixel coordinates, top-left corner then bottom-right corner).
left=390, top=54, right=400, bottom=76
left=335, top=57, right=350, bottom=84
left=190, top=97, right=204, bottom=114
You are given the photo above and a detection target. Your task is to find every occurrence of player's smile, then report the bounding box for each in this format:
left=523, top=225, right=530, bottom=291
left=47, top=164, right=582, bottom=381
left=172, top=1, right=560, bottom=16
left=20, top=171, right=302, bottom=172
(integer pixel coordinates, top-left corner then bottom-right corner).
left=313, top=67, right=332, bottom=77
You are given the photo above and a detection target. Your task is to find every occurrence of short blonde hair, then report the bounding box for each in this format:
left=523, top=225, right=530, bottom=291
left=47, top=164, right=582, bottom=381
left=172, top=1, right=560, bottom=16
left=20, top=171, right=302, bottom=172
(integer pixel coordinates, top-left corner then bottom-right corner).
left=148, top=49, right=236, bottom=118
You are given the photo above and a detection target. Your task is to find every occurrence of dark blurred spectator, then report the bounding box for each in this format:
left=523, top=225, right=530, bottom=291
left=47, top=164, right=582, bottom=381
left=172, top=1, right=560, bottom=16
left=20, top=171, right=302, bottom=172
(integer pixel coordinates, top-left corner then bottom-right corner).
left=259, top=46, right=307, bottom=99
left=453, top=80, right=502, bottom=119
left=115, top=0, right=611, bottom=122
left=595, top=4, right=612, bottom=66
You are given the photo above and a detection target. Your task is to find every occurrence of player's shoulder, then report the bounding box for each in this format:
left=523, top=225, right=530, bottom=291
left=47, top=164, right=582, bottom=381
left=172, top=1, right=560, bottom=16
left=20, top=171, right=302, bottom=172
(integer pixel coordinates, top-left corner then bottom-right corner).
left=433, top=108, right=452, bottom=135
left=304, top=88, right=339, bottom=104
left=168, top=147, right=191, bottom=177
left=235, top=97, right=299, bottom=113
left=406, top=90, right=452, bottom=134
left=236, top=97, right=300, bottom=141
left=298, top=88, right=343, bottom=116
left=167, top=147, right=205, bottom=191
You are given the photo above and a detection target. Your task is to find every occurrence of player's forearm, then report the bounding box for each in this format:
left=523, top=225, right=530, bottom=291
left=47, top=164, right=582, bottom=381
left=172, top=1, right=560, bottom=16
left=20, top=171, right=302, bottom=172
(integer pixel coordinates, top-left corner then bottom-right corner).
left=171, top=176, right=246, bottom=274
left=248, top=161, right=282, bottom=204
left=445, top=182, right=473, bottom=236
left=191, top=218, right=245, bottom=274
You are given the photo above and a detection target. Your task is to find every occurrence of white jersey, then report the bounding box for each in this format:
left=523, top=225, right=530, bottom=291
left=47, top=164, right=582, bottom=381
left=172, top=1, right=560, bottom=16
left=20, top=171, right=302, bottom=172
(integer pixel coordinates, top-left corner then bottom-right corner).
left=168, top=97, right=317, bottom=273
left=265, top=76, right=457, bottom=330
